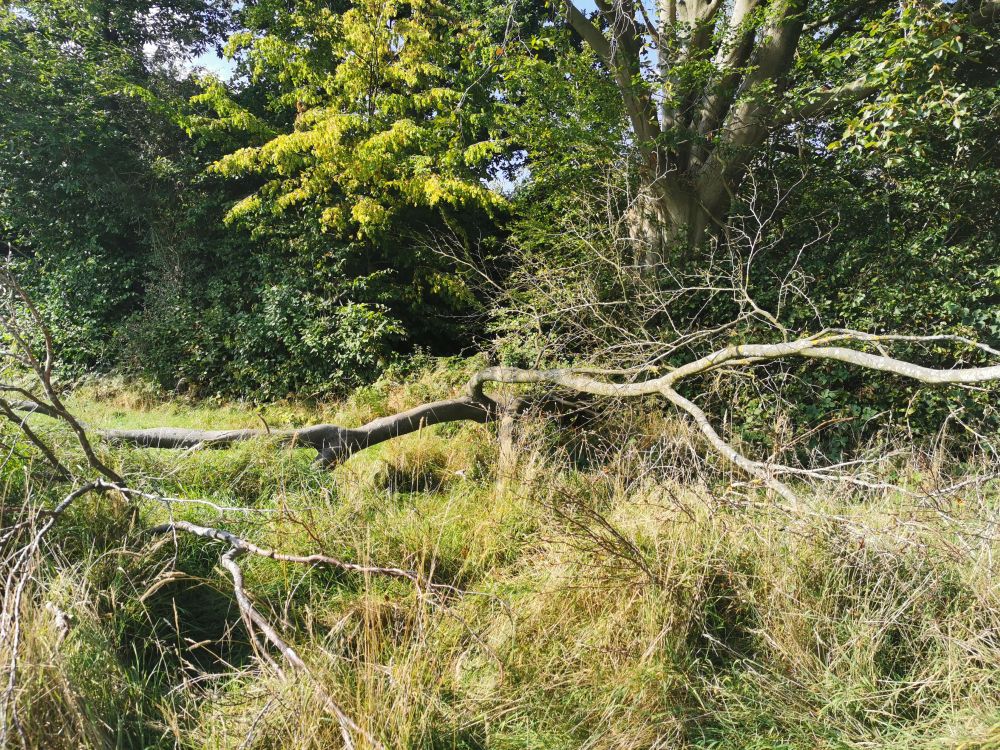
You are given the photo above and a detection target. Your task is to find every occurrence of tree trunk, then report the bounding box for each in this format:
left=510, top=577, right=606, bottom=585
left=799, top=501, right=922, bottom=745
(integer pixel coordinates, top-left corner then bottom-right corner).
left=626, top=188, right=671, bottom=269
left=627, top=175, right=715, bottom=269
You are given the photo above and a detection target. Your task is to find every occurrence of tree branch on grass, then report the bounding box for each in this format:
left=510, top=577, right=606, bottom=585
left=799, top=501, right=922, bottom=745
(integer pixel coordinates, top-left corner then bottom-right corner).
left=11, top=330, right=1000, bottom=508
left=151, top=522, right=387, bottom=750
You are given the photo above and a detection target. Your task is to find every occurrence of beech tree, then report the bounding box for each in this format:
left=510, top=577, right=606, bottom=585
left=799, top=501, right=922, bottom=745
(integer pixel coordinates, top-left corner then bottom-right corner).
left=554, top=0, right=999, bottom=263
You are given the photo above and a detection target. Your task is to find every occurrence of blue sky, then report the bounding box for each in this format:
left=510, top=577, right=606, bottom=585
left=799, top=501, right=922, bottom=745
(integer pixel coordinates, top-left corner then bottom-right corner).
left=189, top=48, right=237, bottom=79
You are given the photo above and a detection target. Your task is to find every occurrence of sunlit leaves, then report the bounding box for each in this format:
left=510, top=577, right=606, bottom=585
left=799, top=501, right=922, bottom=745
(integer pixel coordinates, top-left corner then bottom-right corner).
left=194, top=0, right=506, bottom=240
left=793, top=0, right=995, bottom=161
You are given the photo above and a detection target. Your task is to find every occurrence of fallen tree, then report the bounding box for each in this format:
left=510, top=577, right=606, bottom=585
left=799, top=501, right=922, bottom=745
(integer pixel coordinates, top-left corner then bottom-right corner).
left=6, top=395, right=499, bottom=463
left=9, top=330, right=1000, bottom=505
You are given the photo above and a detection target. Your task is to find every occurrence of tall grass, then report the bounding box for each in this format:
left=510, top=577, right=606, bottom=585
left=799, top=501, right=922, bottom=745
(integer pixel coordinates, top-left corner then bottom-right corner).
left=4, top=362, right=1000, bottom=749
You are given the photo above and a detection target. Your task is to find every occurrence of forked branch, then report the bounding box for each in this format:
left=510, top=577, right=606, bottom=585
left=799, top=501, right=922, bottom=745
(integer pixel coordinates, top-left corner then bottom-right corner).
left=151, top=520, right=395, bottom=750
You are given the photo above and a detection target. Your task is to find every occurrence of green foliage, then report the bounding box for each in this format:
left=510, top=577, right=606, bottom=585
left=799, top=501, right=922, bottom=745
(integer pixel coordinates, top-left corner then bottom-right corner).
left=494, top=24, right=627, bottom=209
left=145, top=0, right=526, bottom=397
left=0, top=0, right=509, bottom=397
left=119, top=196, right=409, bottom=396
left=0, top=1, right=187, bottom=365
left=805, top=2, right=991, bottom=160
left=751, top=5, right=1000, bottom=439
left=188, top=0, right=510, bottom=242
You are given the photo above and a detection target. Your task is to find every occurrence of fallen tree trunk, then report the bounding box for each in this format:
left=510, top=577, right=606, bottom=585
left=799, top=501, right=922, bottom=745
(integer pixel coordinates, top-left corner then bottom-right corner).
left=110, top=394, right=499, bottom=467
left=10, top=330, right=1000, bottom=503
left=10, top=394, right=500, bottom=467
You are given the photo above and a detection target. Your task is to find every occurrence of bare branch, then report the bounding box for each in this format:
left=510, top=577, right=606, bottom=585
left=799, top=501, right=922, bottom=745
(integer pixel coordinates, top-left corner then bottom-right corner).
left=0, top=398, right=70, bottom=479
left=149, top=520, right=424, bottom=584
left=780, top=77, right=881, bottom=122
left=217, top=547, right=376, bottom=750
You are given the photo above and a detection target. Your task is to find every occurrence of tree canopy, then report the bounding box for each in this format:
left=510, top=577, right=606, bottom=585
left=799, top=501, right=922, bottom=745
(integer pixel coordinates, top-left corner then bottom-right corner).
left=0, top=0, right=997, bottom=415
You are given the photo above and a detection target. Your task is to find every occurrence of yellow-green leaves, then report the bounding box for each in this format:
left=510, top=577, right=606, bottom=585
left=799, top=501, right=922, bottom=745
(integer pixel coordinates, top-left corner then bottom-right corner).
left=197, top=0, right=505, bottom=240
left=463, top=140, right=503, bottom=168
left=186, top=78, right=277, bottom=143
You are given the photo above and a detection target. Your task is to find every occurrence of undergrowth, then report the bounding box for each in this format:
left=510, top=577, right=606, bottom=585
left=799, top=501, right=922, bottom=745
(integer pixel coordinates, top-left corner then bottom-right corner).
left=4, top=360, right=1000, bottom=749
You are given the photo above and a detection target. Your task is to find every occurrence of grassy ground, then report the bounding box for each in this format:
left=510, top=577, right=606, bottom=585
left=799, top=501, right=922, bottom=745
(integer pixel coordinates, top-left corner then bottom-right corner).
left=6, top=361, right=1000, bottom=749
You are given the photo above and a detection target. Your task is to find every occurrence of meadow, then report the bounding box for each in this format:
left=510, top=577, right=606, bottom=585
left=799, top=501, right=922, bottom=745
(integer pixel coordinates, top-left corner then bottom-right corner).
left=7, top=360, right=1000, bottom=749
